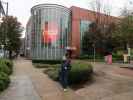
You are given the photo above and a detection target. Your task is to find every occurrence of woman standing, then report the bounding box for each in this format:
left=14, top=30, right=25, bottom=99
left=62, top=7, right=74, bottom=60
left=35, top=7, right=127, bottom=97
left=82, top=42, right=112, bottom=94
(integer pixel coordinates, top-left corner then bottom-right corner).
left=60, top=51, right=72, bottom=91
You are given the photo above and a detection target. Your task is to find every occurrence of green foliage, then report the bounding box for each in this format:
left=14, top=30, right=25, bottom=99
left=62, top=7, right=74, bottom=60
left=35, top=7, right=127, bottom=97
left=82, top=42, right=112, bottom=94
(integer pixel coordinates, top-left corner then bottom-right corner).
left=0, top=72, right=10, bottom=92
left=34, top=63, right=60, bottom=68
left=0, top=59, right=12, bottom=92
left=0, top=61, right=11, bottom=75
left=0, top=16, right=23, bottom=59
left=68, top=61, right=93, bottom=84
left=0, top=59, right=13, bottom=74
left=112, top=15, right=133, bottom=49
left=112, top=52, right=123, bottom=61
left=43, top=61, right=93, bottom=85
left=32, top=60, right=61, bottom=64
left=82, top=22, right=115, bottom=55
left=79, top=54, right=104, bottom=60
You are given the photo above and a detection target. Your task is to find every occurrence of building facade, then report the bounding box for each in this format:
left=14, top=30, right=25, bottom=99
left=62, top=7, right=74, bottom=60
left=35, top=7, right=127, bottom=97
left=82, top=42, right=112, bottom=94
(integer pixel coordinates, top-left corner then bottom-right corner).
left=25, top=4, right=118, bottom=60
left=70, top=6, right=119, bottom=56
left=25, top=17, right=32, bottom=58
left=30, top=4, right=70, bottom=60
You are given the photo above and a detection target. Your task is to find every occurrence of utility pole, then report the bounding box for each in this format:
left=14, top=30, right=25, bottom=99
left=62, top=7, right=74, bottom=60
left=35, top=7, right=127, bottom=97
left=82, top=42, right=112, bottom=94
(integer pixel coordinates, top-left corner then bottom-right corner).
left=1, top=0, right=8, bottom=16
left=0, top=0, right=8, bottom=58
left=0, top=0, right=5, bottom=16
left=6, top=2, right=8, bottom=16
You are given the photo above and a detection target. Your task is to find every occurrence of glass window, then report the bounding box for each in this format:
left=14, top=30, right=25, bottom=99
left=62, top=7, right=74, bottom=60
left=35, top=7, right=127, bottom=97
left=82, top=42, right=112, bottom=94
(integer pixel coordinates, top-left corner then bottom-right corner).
left=80, top=20, right=92, bottom=55
left=31, top=5, right=70, bottom=60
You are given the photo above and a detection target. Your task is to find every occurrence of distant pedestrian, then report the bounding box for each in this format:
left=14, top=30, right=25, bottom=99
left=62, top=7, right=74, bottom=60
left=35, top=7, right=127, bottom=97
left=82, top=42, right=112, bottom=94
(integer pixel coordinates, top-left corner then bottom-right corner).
left=60, top=52, right=71, bottom=91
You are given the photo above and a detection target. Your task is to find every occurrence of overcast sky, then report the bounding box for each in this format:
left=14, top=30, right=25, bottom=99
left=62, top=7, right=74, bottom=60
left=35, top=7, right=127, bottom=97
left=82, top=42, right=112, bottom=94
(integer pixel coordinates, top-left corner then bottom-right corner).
left=3, top=0, right=133, bottom=37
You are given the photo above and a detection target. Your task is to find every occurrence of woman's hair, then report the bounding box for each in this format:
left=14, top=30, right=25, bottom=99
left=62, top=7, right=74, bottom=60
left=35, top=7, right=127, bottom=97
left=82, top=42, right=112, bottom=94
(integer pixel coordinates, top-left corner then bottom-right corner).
left=65, top=51, right=71, bottom=58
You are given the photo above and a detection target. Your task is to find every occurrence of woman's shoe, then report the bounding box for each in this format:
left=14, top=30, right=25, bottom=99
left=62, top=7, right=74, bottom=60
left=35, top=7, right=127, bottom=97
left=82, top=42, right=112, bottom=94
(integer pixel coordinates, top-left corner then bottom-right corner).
left=63, top=89, right=67, bottom=92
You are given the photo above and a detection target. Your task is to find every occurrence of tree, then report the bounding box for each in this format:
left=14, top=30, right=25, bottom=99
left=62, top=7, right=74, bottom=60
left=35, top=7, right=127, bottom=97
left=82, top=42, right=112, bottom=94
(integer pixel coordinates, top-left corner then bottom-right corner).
left=0, top=16, right=23, bottom=59
left=112, top=11, right=133, bottom=50
left=82, top=16, right=116, bottom=56
left=90, top=0, right=112, bottom=24
left=87, top=0, right=115, bottom=55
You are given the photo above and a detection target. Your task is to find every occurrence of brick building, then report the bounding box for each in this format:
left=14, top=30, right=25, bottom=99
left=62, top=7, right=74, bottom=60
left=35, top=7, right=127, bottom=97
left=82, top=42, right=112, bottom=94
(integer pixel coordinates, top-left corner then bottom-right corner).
left=25, top=4, right=118, bottom=60
left=70, top=6, right=118, bottom=56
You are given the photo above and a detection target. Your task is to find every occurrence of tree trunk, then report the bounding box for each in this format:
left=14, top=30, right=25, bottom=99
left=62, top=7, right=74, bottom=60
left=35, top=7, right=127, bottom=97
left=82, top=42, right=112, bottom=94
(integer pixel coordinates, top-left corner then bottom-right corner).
left=9, top=50, right=12, bottom=59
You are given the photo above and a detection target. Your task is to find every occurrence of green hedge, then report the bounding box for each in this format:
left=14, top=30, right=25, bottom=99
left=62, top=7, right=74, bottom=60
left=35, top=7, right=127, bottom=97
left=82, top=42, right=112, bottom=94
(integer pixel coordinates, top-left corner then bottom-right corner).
left=0, top=59, right=13, bottom=75
left=44, top=61, right=93, bottom=85
left=0, top=72, right=10, bottom=91
left=32, top=60, right=61, bottom=64
left=112, top=53, right=123, bottom=61
left=3, top=59, right=13, bottom=74
left=0, top=62, right=11, bottom=75
left=78, top=54, right=104, bottom=60
left=68, top=61, right=93, bottom=84
left=0, top=59, right=13, bottom=92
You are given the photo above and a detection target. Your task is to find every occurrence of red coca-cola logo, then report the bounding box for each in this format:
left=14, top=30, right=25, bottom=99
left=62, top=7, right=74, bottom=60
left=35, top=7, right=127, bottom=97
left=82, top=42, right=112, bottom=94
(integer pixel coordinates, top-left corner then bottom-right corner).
left=42, top=21, right=59, bottom=44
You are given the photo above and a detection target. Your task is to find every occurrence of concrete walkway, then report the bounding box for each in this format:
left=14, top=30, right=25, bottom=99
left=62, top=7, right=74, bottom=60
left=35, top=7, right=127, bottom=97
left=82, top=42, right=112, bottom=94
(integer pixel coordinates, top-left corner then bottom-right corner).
left=0, top=58, right=41, bottom=100
left=0, top=58, right=84, bottom=100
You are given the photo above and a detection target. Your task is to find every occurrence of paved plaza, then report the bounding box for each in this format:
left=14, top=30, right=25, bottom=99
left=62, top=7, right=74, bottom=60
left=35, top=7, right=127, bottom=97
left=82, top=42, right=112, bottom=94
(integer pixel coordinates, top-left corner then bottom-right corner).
left=76, top=62, right=133, bottom=100
left=0, top=58, right=133, bottom=100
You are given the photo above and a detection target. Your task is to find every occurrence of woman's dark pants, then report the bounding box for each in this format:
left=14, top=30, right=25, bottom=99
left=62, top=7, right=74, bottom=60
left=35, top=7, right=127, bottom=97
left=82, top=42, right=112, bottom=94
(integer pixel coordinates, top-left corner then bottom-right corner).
left=60, top=70, right=69, bottom=89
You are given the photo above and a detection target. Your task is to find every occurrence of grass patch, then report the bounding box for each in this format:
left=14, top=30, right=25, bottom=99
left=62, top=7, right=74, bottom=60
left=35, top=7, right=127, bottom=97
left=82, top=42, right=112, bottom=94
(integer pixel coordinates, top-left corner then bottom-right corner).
left=33, top=63, right=60, bottom=69
left=33, top=63, right=52, bottom=68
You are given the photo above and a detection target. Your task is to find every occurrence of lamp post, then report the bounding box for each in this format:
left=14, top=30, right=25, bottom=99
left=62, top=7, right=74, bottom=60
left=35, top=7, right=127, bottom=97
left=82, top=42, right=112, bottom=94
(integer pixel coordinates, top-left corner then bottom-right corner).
left=92, top=43, right=96, bottom=64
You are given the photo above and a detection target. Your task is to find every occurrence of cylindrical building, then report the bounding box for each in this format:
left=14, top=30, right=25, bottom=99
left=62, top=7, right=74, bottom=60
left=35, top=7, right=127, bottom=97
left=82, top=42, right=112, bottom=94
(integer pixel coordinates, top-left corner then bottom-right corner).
left=31, top=4, right=70, bottom=60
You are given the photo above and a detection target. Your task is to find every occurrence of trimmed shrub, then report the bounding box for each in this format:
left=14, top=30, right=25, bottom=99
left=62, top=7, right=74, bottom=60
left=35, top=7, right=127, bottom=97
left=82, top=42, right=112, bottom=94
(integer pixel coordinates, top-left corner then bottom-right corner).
left=0, top=62, right=11, bottom=75
left=32, top=60, right=61, bottom=64
left=0, top=59, right=12, bottom=92
left=79, top=54, right=104, bottom=60
left=68, top=61, right=93, bottom=84
left=0, top=59, right=13, bottom=74
left=44, top=61, right=93, bottom=85
left=34, top=63, right=60, bottom=69
left=78, top=55, right=104, bottom=62
left=112, top=53, right=123, bottom=61
left=0, top=72, right=10, bottom=91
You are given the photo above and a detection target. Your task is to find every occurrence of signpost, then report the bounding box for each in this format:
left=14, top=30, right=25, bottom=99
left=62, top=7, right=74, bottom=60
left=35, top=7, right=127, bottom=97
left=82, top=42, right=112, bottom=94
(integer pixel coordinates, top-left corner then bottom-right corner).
left=92, top=43, right=96, bottom=63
